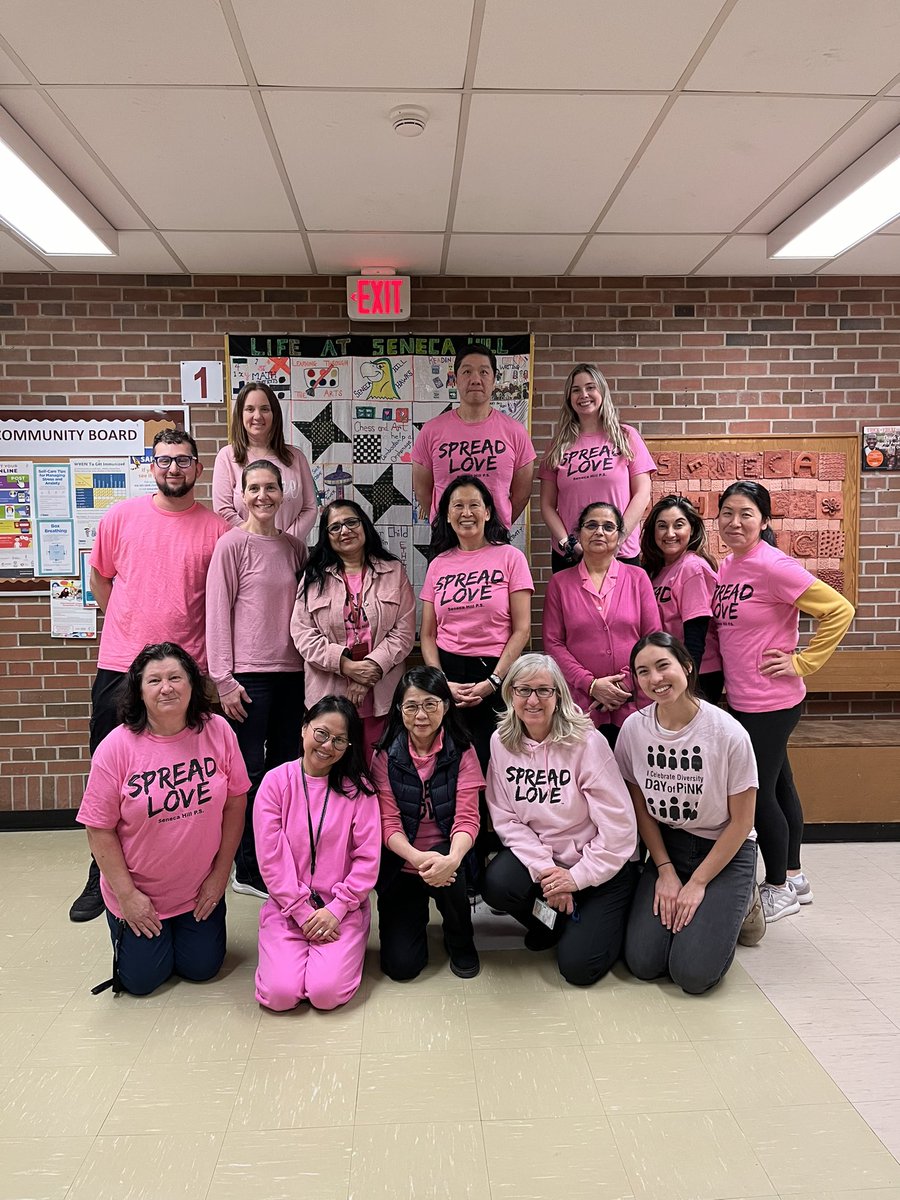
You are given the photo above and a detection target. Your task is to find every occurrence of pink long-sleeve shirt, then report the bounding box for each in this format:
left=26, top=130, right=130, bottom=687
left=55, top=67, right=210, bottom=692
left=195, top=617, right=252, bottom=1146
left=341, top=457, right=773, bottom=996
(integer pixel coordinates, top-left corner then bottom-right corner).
left=486, top=727, right=637, bottom=890
left=205, top=527, right=304, bottom=698
left=253, top=761, right=381, bottom=928
left=212, top=445, right=318, bottom=545
left=542, top=559, right=660, bottom=729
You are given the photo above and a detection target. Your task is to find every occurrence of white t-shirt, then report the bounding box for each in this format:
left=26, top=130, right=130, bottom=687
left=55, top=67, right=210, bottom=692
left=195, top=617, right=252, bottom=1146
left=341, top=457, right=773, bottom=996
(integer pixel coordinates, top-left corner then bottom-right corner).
left=615, top=700, right=758, bottom=841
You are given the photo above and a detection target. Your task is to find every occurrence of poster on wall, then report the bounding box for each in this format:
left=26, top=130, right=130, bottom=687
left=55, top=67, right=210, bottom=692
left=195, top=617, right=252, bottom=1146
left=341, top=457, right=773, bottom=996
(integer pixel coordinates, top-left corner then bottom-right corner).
left=862, top=426, right=900, bottom=471
left=226, top=334, right=533, bottom=596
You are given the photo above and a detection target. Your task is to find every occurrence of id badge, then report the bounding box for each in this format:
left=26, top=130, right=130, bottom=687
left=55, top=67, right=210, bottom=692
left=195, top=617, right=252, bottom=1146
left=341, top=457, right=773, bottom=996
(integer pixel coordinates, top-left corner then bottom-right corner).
left=309, top=890, right=324, bottom=910
left=349, top=642, right=368, bottom=661
left=532, top=898, right=557, bottom=929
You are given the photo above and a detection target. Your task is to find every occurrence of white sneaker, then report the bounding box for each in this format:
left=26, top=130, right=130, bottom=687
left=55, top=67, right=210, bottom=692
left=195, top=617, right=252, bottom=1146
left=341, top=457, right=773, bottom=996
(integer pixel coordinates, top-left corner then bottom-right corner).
left=760, top=881, right=801, bottom=923
left=788, top=871, right=813, bottom=905
left=231, top=877, right=268, bottom=900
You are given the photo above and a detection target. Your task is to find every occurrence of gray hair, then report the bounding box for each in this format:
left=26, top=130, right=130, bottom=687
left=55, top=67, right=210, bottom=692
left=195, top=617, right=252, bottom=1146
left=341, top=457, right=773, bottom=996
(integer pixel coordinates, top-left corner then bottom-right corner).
left=495, top=653, right=595, bottom=753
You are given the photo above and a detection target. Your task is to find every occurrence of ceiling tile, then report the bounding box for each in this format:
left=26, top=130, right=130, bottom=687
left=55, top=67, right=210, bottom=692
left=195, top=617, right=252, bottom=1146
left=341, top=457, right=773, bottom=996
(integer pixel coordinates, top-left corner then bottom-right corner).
left=446, top=234, right=582, bottom=275
left=475, top=0, right=723, bottom=89
left=574, top=234, right=721, bottom=275
left=601, top=94, right=864, bottom=233
left=44, top=230, right=182, bottom=273
left=695, top=234, right=828, bottom=276
left=455, top=93, right=664, bottom=233
left=308, top=233, right=444, bottom=274
left=264, top=91, right=460, bottom=232
left=0, top=0, right=243, bottom=84
left=48, top=88, right=296, bottom=230
left=818, top=235, right=900, bottom=273
left=234, top=0, right=474, bottom=87
left=0, top=52, right=26, bottom=84
left=689, top=0, right=900, bottom=95
left=164, top=231, right=311, bottom=274
left=0, top=229, right=46, bottom=269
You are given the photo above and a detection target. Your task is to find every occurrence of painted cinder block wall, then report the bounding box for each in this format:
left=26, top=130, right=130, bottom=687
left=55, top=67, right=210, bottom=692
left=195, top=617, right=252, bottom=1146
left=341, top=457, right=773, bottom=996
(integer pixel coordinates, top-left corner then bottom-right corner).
left=1, top=271, right=898, bottom=816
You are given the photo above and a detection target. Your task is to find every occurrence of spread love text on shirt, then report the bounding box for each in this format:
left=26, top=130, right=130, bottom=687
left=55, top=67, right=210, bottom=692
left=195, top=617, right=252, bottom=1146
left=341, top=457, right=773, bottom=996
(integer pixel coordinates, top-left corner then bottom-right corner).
left=561, top=443, right=616, bottom=477
left=433, top=567, right=506, bottom=607
left=436, top=437, right=506, bottom=474
left=712, top=581, right=754, bottom=623
left=126, top=755, right=219, bottom=821
left=504, top=764, right=573, bottom=804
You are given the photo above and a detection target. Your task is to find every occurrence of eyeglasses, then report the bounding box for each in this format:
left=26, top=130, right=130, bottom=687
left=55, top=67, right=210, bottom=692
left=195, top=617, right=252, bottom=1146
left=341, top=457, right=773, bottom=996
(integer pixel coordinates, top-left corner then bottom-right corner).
left=327, top=517, right=362, bottom=535
left=401, top=699, right=445, bottom=715
left=311, top=726, right=350, bottom=751
left=581, top=521, right=619, bottom=534
left=153, top=455, right=197, bottom=469
left=511, top=686, right=557, bottom=700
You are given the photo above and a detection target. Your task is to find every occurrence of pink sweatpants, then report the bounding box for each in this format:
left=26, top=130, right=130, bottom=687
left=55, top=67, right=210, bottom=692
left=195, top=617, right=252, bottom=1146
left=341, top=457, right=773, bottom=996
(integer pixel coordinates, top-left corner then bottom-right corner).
left=255, top=900, right=370, bottom=1011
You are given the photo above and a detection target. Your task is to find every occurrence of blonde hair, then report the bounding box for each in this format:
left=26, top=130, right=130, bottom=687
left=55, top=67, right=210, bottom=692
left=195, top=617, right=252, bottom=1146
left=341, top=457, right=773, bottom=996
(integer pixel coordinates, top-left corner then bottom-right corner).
left=544, top=364, right=633, bottom=469
left=496, top=653, right=594, bottom=753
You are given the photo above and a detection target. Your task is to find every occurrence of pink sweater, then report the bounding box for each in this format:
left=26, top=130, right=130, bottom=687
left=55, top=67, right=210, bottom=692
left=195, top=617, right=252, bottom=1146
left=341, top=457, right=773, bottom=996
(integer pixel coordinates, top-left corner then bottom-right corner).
left=542, top=559, right=660, bottom=729
left=212, top=445, right=318, bottom=545
left=486, top=728, right=637, bottom=890
left=205, top=527, right=305, bottom=697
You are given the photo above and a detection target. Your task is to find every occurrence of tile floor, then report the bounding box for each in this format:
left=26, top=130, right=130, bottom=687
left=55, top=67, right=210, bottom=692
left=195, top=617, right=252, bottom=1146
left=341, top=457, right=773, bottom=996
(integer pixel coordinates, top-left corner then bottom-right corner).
left=1, top=832, right=900, bottom=1200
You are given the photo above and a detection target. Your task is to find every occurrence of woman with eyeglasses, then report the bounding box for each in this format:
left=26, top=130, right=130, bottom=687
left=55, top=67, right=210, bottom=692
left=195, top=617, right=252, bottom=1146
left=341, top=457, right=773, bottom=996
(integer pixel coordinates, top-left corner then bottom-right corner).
left=640, top=494, right=724, bottom=705
left=483, top=654, right=638, bottom=985
left=371, top=666, right=484, bottom=980
left=292, top=501, right=416, bottom=759
left=206, top=460, right=306, bottom=900
left=213, top=381, right=318, bottom=543
left=543, top=501, right=660, bottom=749
left=253, top=696, right=380, bottom=1011
left=539, top=363, right=655, bottom=571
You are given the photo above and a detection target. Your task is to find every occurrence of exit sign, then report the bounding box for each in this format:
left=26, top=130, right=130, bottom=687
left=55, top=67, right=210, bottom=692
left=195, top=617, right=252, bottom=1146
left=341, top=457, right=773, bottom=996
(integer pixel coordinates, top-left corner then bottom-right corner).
left=346, top=275, right=411, bottom=321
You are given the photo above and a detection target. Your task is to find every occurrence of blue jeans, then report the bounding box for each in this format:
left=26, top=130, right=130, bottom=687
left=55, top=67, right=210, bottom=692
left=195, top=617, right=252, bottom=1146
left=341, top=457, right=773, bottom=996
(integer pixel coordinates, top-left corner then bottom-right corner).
left=625, top=827, right=757, bottom=994
left=228, top=671, right=304, bottom=884
left=106, top=899, right=226, bottom=996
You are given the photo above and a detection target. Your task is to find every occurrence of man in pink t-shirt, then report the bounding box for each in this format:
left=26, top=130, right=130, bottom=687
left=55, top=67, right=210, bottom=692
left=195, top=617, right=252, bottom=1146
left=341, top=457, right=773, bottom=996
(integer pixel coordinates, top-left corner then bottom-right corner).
left=411, top=343, right=536, bottom=529
left=69, top=429, right=227, bottom=923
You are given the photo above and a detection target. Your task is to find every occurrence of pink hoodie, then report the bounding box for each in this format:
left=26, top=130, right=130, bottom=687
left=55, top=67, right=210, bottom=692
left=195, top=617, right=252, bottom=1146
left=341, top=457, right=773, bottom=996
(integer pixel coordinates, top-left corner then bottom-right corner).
left=485, top=727, right=637, bottom=890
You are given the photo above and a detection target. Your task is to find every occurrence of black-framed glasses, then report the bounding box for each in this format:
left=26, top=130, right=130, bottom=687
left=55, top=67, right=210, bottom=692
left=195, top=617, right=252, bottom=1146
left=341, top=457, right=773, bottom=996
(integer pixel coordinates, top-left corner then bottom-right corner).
left=153, top=454, right=197, bottom=469
left=327, top=517, right=362, bottom=535
left=511, top=685, right=557, bottom=700
left=581, top=520, right=619, bottom=534
left=311, top=726, right=350, bottom=751
left=401, top=699, right=445, bottom=715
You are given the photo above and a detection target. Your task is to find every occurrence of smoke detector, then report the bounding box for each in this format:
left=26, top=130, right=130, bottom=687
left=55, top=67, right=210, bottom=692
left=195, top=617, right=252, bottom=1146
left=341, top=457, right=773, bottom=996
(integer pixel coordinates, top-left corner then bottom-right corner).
left=390, top=105, right=428, bottom=138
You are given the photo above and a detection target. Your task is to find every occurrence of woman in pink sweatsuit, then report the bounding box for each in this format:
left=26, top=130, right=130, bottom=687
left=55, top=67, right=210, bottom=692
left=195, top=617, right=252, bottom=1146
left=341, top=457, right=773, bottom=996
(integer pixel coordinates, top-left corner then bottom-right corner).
left=253, top=696, right=381, bottom=1011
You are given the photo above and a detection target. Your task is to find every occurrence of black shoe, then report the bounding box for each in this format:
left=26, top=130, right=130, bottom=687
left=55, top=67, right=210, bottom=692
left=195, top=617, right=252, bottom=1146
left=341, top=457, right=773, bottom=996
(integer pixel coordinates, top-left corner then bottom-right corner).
left=69, top=859, right=104, bottom=923
left=524, top=926, right=558, bottom=952
left=446, top=942, right=480, bottom=979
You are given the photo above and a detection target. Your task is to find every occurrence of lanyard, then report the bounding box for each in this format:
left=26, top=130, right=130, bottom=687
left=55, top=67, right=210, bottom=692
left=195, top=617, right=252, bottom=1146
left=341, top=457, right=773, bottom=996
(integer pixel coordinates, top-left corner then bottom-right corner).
left=300, top=764, right=331, bottom=879
left=343, top=565, right=367, bottom=641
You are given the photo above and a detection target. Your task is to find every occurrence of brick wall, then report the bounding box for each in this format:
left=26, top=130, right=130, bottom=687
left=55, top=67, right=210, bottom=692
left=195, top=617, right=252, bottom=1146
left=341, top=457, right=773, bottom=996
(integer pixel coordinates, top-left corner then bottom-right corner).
left=1, top=272, right=898, bottom=815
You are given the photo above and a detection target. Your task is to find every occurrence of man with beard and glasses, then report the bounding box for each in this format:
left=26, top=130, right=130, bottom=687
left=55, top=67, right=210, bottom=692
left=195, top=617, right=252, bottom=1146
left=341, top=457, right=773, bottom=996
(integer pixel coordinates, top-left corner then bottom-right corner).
left=68, top=429, right=228, bottom=923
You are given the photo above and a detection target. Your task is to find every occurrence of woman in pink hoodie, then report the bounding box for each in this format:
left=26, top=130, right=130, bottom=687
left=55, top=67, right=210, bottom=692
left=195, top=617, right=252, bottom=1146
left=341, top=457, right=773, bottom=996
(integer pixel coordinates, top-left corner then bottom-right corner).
left=483, top=653, right=638, bottom=986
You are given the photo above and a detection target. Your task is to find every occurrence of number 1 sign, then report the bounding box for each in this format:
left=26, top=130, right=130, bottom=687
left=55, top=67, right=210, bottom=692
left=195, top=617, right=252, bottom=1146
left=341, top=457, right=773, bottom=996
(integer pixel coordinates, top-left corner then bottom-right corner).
left=180, top=361, right=225, bottom=405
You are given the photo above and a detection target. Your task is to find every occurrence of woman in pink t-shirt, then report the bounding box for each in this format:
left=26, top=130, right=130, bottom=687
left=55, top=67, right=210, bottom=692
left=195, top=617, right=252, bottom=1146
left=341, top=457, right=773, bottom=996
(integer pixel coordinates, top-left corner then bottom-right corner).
left=640, top=494, right=723, bottom=704
left=715, top=482, right=854, bottom=924
left=77, top=642, right=250, bottom=997
left=616, top=633, right=760, bottom=994
left=372, top=666, right=484, bottom=981
left=539, top=364, right=655, bottom=570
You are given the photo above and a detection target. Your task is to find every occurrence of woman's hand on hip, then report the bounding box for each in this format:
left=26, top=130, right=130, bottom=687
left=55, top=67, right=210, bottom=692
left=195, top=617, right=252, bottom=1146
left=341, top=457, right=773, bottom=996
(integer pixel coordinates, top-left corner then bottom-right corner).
left=760, top=648, right=800, bottom=678
left=120, top=889, right=162, bottom=938
left=220, top=685, right=251, bottom=722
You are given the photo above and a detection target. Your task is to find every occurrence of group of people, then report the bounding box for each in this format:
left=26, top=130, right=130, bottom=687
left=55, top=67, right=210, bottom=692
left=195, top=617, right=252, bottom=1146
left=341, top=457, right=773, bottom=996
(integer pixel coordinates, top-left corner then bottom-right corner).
left=72, top=342, right=855, bottom=1011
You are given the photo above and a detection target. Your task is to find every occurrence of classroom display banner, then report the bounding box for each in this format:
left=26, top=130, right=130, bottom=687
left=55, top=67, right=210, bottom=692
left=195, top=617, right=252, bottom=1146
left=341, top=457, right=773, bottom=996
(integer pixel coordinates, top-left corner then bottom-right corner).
left=226, top=334, right=533, bottom=596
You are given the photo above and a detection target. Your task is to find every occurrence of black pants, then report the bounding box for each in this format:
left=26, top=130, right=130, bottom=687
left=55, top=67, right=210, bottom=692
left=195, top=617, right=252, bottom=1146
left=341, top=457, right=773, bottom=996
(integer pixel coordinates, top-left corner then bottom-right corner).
left=90, top=668, right=127, bottom=754
left=729, top=702, right=803, bottom=884
left=483, top=849, right=637, bottom=986
left=106, top=899, right=226, bottom=996
left=698, top=670, right=725, bottom=707
left=377, top=850, right=475, bottom=981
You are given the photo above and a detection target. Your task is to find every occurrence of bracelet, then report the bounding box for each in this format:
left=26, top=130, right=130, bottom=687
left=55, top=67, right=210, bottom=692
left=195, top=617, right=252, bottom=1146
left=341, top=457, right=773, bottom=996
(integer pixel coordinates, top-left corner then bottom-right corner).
left=589, top=678, right=598, bottom=696
left=558, top=537, right=569, bottom=551
left=488, top=672, right=502, bottom=691
left=656, top=860, right=673, bottom=869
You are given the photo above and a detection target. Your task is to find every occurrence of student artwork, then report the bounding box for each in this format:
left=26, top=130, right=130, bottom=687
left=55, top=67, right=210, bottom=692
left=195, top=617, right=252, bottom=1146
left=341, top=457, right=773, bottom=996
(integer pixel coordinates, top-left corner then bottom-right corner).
left=227, top=334, right=533, bottom=595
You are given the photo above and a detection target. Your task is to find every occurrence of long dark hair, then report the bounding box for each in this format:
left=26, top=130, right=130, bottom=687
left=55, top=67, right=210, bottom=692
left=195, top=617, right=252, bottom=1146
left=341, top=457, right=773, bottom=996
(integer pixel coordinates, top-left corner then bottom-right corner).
left=301, top=499, right=398, bottom=596
left=120, top=642, right=211, bottom=734
left=231, top=381, right=294, bottom=468
left=718, top=481, right=777, bottom=547
left=302, top=696, right=374, bottom=795
left=576, top=500, right=624, bottom=534
left=640, top=494, right=717, bottom=578
left=629, top=632, right=700, bottom=702
left=428, top=475, right=510, bottom=557
left=375, top=666, right=473, bottom=754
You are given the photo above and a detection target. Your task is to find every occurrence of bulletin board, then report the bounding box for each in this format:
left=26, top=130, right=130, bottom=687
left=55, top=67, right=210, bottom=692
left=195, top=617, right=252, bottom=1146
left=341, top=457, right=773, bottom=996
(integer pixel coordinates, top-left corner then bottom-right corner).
left=0, top=406, right=189, bottom=592
left=643, top=436, right=860, bottom=606
left=226, top=333, right=534, bottom=597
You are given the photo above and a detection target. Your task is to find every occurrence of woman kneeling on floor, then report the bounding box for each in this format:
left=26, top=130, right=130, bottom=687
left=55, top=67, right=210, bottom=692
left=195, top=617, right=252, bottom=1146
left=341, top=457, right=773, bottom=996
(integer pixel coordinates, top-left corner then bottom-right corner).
left=371, top=666, right=484, bottom=981
left=253, top=696, right=381, bottom=1011
left=483, top=653, right=638, bottom=986
left=615, top=632, right=759, bottom=995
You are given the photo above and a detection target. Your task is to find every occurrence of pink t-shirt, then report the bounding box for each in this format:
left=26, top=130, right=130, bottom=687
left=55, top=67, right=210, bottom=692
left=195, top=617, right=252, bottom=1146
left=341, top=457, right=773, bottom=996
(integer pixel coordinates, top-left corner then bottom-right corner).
left=616, top=701, right=758, bottom=842
left=212, top=445, right=318, bottom=546
left=538, top=425, right=655, bottom=559
left=420, top=544, right=534, bottom=657
left=411, top=407, right=536, bottom=528
left=91, top=496, right=228, bottom=673
left=653, top=553, right=722, bottom=674
left=77, top=715, right=251, bottom=920
left=714, top=540, right=815, bottom=713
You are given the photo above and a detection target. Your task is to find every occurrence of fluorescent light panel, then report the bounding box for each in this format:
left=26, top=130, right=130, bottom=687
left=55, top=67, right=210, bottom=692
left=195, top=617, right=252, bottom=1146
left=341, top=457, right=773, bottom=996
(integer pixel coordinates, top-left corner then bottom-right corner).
left=769, top=122, right=900, bottom=260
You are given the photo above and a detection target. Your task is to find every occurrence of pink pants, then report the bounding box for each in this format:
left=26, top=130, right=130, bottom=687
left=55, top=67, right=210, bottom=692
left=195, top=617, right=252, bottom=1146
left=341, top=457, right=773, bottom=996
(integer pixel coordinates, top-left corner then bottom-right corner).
left=255, top=899, right=370, bottom=1011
